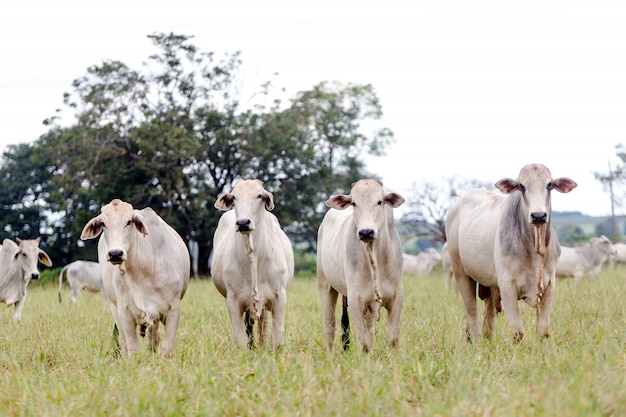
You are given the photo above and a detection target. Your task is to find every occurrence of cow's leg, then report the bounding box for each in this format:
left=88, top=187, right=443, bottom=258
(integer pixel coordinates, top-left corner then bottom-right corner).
left=573, top=271, right=583, bottom=285
left=455, top=275, right=479, bottom=342
left=498, top=281, right=525, bottom=343
left=536, top=278, right=554, bottom=338
left=69, top=282, right=80, bottom=303
left=118, top=308, right=140, bottom=356
left=147, top=322, right=160, bottom=353
left=482, top=295, right=497, bottom=339
left=385, top=289, right=403, bottom=348
left=161, top=306, right=181, bottom=357
left=108, top=304, right=124, bottom=357
left=226, top=294, right=249, bottom=348
left=347, top=293, right=373, bottom=353
left=360, top=299, right=378, bottom=353
left=270, top=289, right=288, bottom=349
left=479, top=285, right=498, bottom=339
left=318, top=279, right=339, bottom=353
left=12, top=294, right=26, bottom=322
left=259, top=308, right=271, bottom=347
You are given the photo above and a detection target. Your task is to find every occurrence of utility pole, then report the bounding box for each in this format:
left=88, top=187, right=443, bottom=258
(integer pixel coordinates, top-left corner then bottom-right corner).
left=608, top=159, right=618, bottom=241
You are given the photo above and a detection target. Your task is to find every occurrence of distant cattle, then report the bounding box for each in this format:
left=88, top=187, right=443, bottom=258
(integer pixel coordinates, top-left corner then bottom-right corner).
left=212, top=179, right=294, bottom=349
left=441, top=242, right=456, bottom=292
left=58, top=260, right=103, bottom=303
left=0, top=237, right=52, bottom=322
left=608, top=242, right=626, bottom=269
left=317, top=179, right=405, bottom=353
left=402, top=248, right=442, bottom=276
left=81, top=199, right=190, bottom=357
left=556, top=236, right=615, bottom=283
left=445, top=164, right=577, bottom=343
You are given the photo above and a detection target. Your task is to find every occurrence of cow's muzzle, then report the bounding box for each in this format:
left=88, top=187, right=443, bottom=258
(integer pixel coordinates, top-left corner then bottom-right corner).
left=236, top=219, right=253, bottom=233
left=108, top=249, right=124, bottom=265
left=358, top=229, right=376, bottom=241
left=30, top=272, right=40, bottom=280
left=530, top=211, right=548, bottom=225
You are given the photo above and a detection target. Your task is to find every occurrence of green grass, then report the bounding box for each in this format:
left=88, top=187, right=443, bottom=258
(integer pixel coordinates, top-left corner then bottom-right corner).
left=1, top=267, right=626, bottom=416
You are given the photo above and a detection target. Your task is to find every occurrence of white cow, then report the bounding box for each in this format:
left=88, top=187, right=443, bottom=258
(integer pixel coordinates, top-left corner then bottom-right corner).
left=445, top=164, right=577, bottom=343
left=556, top=235, right=615, bottom=283
left=58, top=260, right=103, bottom=303
left=0, top=237, right=52, bottom=322
left=608, top=242, right=626, bottom=269
left=402, top=248, right=442, bottom=276
left=80, top=199, right=190, bottom=357
left=317, top=179, right=405, bottom=353
left=212, top=179, right=294, bottom=349
left=441, top=242, right=456, bottom=292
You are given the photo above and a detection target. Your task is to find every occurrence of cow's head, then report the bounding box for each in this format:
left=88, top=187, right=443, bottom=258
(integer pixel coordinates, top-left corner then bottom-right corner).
left=80, top=199, right=149, bottom=265
left=214, top=179, right=274, bottom=233
left=325, top=179, right=405, bottom=242
left=495, top=164, right=577, bottom=228
left=593, top=235, right=616, bottom=257
left=13, top=237, right=53, bottom=281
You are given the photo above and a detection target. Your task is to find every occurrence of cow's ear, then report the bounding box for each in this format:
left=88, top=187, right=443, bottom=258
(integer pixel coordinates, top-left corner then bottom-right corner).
left=214, top=192, right=235, bottom=211
left=262, top=190, right=274, bottom=211
left=38, top=250, right=52, bottom=267
left=384, top=192, right=405, bottom=208
left=132, top=214, right=149, bottom=237
left=495, top=178, right=520, bottom=194
left=551, top=177, right=577, bottom=194
left=325, top=194, right=352, bottom=210
left=80, top=217, right=103, bottom=240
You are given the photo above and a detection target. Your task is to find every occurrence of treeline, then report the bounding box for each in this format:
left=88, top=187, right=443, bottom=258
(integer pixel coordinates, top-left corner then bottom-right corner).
left=0, top=33, right=394, bottom=275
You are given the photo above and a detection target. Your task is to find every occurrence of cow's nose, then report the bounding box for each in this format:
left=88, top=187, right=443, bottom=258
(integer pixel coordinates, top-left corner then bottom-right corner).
left=358, top=229, right=375, bottom=241
left=236, top=219, right=251, bottom=232
left=530, top=212, right=547, bottom=224
left=108, top=249, right=124, bottom=264
left=31, top=272, right=40, bottom=280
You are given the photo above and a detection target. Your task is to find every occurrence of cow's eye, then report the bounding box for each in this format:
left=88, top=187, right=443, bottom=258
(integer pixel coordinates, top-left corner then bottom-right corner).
left=21, top=252, right=26, bottom=257
left=126, top=220, right=132, bottom=226
left=547, top=182, right=553, bottom=190
left=519, top=184, right=526, bottom=193
left=351, top=202, right=356, bottom=207
left=257, top=194, right=263, bottom=199
left=378, top=200, right=383, bottom=206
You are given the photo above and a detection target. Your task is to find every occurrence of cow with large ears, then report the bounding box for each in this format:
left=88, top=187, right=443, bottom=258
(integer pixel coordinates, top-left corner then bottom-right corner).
left=212, top=179, right=294, bottom=349
left=0, top=237, right=52, bottom=322
left=80, top=199, right=190, bottom=357
left=446, top=164, right=577, bottom=343
left=317, top=179, right=405, bottom=353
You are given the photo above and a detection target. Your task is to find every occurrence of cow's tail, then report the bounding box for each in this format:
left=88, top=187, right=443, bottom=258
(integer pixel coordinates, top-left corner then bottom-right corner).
left=341, top=295, right=350, bottom=351
left=58, top=265, right=70, bottom=303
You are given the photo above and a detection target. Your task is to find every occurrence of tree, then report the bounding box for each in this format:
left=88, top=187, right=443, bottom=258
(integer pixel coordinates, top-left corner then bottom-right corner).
left=400, top=176, right=490, bottom=244
left=7, top=33, right=394, bottom=276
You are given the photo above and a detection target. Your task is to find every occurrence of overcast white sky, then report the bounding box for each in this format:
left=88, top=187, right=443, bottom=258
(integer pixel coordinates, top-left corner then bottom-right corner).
left=1, top=0, right=625, bottom=217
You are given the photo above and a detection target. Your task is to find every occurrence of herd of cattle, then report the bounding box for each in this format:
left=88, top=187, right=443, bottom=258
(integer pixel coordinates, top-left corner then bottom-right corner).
left=1, top=165, right=624, bottom=355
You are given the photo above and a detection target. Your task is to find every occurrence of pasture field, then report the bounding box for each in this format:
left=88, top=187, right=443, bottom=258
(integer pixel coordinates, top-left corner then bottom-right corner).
left=1, top=267, right=626, bottom=417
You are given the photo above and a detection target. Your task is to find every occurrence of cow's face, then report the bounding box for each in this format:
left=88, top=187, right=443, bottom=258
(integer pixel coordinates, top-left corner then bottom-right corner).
left=594, top=235, right=616, bottom=257
left=214, top=179, right=274, bottom=233
left=495, top=164, right=577, bottom=227
left=326, top=179, right=404, bottom=242
left=80, top=199, right=148, bottom=265
left=13, top=237, right=52, bottom=281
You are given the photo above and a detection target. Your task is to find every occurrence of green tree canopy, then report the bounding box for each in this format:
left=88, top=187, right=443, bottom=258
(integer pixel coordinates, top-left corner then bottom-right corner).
left=0, top=32, right=395, bottom=275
